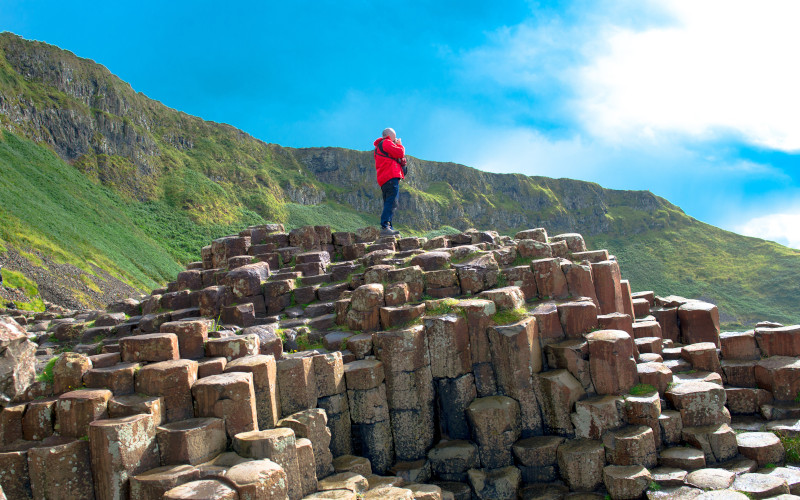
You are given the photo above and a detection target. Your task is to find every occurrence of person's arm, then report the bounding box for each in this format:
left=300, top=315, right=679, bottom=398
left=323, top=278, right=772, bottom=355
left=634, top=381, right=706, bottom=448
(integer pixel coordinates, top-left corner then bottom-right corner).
left=382, top=138, right=405, bottom=159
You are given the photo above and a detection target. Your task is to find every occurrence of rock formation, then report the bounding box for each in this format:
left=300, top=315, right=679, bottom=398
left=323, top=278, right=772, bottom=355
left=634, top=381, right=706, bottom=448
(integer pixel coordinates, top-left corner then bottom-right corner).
left=0, top=224, right=798, bottom=499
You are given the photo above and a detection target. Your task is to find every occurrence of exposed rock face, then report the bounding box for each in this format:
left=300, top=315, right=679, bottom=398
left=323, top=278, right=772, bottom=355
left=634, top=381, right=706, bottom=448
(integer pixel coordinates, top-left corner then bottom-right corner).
left=0, top=317, right=35, bottom=406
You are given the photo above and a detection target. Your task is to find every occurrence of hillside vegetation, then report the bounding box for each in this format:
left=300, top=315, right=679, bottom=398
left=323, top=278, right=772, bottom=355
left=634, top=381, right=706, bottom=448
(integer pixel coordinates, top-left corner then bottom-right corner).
left=1, top=32, right=799, bottom=328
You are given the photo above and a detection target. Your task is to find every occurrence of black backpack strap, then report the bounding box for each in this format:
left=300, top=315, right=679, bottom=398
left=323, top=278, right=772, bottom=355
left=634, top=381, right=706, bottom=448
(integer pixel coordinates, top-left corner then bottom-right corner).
left=375, top=138, right=401, bottom=164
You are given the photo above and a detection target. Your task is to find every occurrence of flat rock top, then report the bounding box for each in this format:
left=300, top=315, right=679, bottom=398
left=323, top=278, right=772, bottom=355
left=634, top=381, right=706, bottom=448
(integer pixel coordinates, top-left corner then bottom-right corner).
left=736, top=432, right=781, bottom=448
left=732, top=473, right=790, bottom=496
left=666, top=380, right=723, bottom=396
left=686, top=468, right=735, bottom=490
left=586, top=329, right=631, bottom=342
left=467, top=395, right=520, bottom=412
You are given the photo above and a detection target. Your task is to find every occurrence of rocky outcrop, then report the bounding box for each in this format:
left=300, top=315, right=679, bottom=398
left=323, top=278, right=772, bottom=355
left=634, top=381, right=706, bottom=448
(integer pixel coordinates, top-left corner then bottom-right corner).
left=0, top=316, right=35, bottom=406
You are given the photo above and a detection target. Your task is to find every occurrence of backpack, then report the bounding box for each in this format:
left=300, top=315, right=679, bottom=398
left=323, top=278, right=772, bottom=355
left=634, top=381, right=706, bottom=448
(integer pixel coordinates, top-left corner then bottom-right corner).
left=375, top=139, right=408, bottom=177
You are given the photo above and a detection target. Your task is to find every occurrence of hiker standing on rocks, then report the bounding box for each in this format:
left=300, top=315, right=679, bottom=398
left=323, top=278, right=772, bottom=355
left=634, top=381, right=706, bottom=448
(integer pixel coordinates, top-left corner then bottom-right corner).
left=374, top=127, right=407, bottom=237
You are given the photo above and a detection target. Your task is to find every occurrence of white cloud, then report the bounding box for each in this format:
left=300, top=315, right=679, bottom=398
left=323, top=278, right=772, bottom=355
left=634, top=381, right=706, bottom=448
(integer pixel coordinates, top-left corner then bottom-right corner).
left=578, top=0, right=800, bottom=151
left=737, top=213, right=800, bottom=249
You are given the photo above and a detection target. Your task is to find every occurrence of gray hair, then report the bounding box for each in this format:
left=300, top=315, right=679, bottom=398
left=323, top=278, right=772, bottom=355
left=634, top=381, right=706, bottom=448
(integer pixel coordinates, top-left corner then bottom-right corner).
left=382, top=128, right=396, bottom=140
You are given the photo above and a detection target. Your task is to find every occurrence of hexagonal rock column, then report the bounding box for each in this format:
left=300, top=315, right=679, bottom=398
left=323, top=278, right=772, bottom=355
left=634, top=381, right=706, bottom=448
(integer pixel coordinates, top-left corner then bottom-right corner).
left=135, top=359, right=198, bottom=423
left=164, top=479, right=238, bottom=499
left=423, top=314, right=472, bottom=380
left=682, top=423, right=738, bottom=464
left=544, top=339, right=593, bottom=393
left=129, top=464, right=201, bottom=500
left=466, top=396, right=521, bottom=469
left=204, top=334, right=260, bottom=361
left=754, top=325, right=800, bottom=356
left=570, top=395, right=625, bottom=440
left=678, top=301, right=721, bottom=347
left=52, top=352, right=92, bottom=395
left=156, top=417, right=227, bottom=465
left=0, top=404, right=24, bottom=445
left=624, top=391, right=663, bottom=449
left=556, top=300, right=599, bottom=339
left=513, top=435, right=564, bottom=483
left=539, top=369, right=585, bottom=436
left=191, top=372, right=258, bottom=439
left=637, top=362, right=673, bottom=395
left=89, top=414, right=160, bottom=500
left=225, top=354, right=281, bottom=430
left=454, top=299, right=498, bottom=397
left=344, top=360, right=394, bottom=474
left=488, top=317, right=544, bottom=437
left=619, top=280, right=635, bottom=319
left=436, top=373, right=477, bottom=441
left=477, top=286, right=526, bottom=311
left=278, top=408, right=334, bottom=479
left=666, top=381, right=730, bottom=427
left=651, top=306, right=680, bottom=342
left=732, top=473, right=790, bottom=498
left=276, top=356, right=318, bottom=417
left=603, top=465, right=652, bottom=500
left=83, top=362, right=140, bottom=395
left=56, top=388, right=112, bottom=438
left=467, top=466, right=522, bottom=500
left=28, top=437, right=94, bottom=500
left=754, top=356, right=800, bottom=401
left=557, top=438, right=606, bottom=492
left=0, top=316, right=36, bottom=404
left=531, top=258, right=569, bottom=299
left=22, top=398, right=55, bottom=441
left=120, top=333, right=180, bottom=363
left=234, top=428, right=303, bottom=500
left=737, top=432, right=785, bottom=467
left=590, top=260, right=624, bottom=315
left=681, top=342, right=722, bottom=375
left=160, top=320, right=209, bottom=359
left=560, top=261, right=598, bottom=307
left=602, top=425, right=657, bottom=467
left=373, top=325, right=436, bottom=456
left=347, top=284, right=383, bottom=332
left=225, top=459, right=289, bottom=499
left=427, top=440, right=479, bottom=482
left=586, top=330, right=638, bottom=395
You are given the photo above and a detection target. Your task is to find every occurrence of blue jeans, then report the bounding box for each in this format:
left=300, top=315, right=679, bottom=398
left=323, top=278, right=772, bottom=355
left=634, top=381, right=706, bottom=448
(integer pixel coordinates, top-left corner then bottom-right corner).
left=380, top=177, right=400, bottom=228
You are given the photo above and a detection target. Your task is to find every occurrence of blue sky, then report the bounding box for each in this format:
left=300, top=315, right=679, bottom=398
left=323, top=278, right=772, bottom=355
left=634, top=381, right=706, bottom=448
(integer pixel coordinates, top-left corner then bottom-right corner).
left=3, top=0, right=800, bottom=246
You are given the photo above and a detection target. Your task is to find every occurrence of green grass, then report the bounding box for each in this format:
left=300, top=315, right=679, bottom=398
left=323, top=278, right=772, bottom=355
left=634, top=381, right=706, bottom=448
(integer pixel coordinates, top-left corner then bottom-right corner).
left=777, top=432, right=800, bottom=463
left=629, top=383, right=657, bottom=396
left=491, top=307, right=528, bottom=325
left=36, top=356, right=57, bottom=384
left=2, top=268, right=45, bottom=311
left=425, top=298, right=461, bottom=316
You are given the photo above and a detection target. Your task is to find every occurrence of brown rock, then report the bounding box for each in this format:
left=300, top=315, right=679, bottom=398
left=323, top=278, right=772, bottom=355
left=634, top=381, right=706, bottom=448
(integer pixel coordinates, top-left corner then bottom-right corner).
left=0, top=317, right=36, bottom=405
left=539, top=369, right=585, bottom=435
left=28, top=437, right=94, bottom=500
left=135, top=360, right=198, bottom=423
left=571, top=395, right=625, bottom=440
left=603, top=425, right=657, bottom=467
left=557, top=438, right=606, bottom=491
left=603, top=465, right=652, bottom=500
left=89, top=414, right=160, bottom=500
left=666, top=381, right=729, bottom=427
left=156, top=417, right=227, bottom=465
left=225, top=354, right=281, bottom=429
left=678, top=302, right=721, bottom=347
left=754, top=356, right=800, bottom=401
left=52, top=352, right=93, bottom=395
left=21, top=398, right=55, bottom=441
left=682, top=423, right=738, bottom=464
left=424, top=315, right=472, bottom=379
left=736, top=432, right=785, bottom=467
left=277, top=357, right=318, bottom=417
left=466, top=396, right=521, bottom=468
left=191, top=372, right=258, bottom=439
left=129, top=464, right=201, bottom=500
left=160, top=320, right=209, bottom=359
left=586, top=330, right=638, bottom=395
left=488, top=317, right=544, bottom=436
left=279, top=408, right=334, bottom=479
left=108, top=394, right=164, bottom=425
left=56, top=389, right=112, bottom=438
left=531, top=258, right=569, bottom=299
left=754, top=325, right=800, bottom=357
left=204, top=334, right=260, bottom=361
left=557, top=301, right=599, bottom=338
left=234, top=427, right=303, bottom=500
left=591, top=260, right=624, bottom=315
left=163, top=479, right=238, bottom=499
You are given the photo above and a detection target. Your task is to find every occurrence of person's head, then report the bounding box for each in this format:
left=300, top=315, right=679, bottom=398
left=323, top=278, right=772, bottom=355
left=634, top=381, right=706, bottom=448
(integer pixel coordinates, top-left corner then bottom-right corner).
left=382, top=128, right=397, bottom=141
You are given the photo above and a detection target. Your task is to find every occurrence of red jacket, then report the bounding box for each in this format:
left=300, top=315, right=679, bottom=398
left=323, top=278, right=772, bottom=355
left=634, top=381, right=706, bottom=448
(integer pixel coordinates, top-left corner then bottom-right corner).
left=373, top=137, right=405, bottom=186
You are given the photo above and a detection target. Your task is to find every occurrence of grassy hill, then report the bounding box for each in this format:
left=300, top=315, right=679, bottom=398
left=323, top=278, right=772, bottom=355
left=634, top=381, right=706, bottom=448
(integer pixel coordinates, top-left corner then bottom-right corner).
left=1, top=32, right=799, bottom=329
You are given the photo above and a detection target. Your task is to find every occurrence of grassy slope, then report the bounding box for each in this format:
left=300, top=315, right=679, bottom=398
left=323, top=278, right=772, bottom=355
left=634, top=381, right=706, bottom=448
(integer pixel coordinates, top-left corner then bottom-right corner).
left=588, top=221, right=800, bottom=329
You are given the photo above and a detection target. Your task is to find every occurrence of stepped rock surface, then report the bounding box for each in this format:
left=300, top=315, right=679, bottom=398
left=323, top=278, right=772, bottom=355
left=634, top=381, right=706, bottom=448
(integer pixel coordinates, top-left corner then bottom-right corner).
left=1, top=224, right=799, bottom=499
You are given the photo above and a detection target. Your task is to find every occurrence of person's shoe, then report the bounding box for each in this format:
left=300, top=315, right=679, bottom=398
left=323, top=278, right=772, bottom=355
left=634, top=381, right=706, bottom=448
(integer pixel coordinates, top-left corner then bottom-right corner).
left=380, top=226, right=400, bottom=237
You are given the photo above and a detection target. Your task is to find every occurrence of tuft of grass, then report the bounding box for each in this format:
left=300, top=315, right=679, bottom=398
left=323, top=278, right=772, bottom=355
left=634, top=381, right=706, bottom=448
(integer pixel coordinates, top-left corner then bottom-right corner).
left=491, top=307, right=528, bottom=325
left=648, top=481, right=661, bottom=491
left=629, top=383, right=658, bottom=396
left=295, top=331, right=324, bottom=352
left=776, top=432, right=800, bottom=463
left=36, top=356, right=58, bottom=384
left=425, top=298, right=461, bottom=317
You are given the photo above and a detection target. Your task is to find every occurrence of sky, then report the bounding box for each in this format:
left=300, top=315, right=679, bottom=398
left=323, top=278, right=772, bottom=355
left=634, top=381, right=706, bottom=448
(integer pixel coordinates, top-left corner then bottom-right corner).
left=2, top=0, right=800, bottom=247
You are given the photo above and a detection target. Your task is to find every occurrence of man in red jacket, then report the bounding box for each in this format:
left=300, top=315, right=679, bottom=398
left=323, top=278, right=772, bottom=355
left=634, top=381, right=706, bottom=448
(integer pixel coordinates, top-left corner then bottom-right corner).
left=373, top=127, right=406, bottom=237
